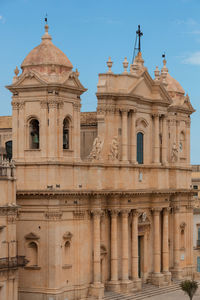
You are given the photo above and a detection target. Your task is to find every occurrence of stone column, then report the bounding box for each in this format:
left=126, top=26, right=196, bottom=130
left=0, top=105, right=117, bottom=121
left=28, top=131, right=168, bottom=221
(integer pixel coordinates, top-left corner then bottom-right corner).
left=153, top=208, right=161, bottom=273
left=131, top=210, right=139, bottom=279
left=186, top=120, right=190, bottom=165
left=92, top=209, right=102, bottom=284
left=121, top=209, right=132, bottom=292
left=131, top=210, right=141, bottom=290
left=173, top=206, right=181, bottom=278
left=90, top=209, right=104, bottom=299
left=48, top=101, right=57, bottom=158
left=121, top=110, right=128, bottom=162
left=107, top=209, right=120, bottom=292
left=110, top=209, right=119, bottom=282
left=162, top=116, right=167, bottom=164
left=11, top=101, right=19, bottom=160
left=73, top=103, right=81, bottom=161
left=131, top=111, right=136, bottom=163
left=153, top=114, right=160, bottom=164
left=162, top=208, right=171, bottom=282
left=152, top=208, right=164, bottom=285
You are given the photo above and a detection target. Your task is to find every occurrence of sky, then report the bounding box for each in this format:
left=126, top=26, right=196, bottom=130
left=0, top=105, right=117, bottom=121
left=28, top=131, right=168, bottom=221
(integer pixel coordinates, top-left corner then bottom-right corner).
left=0, top=0, right=200, bottom=163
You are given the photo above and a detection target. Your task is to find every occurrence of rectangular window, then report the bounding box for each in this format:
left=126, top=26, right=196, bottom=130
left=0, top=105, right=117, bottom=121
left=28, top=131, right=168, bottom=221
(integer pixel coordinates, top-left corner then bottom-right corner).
left=193, top=185, right=198, bottom=190
left=197, top=257, right=200, bottom=272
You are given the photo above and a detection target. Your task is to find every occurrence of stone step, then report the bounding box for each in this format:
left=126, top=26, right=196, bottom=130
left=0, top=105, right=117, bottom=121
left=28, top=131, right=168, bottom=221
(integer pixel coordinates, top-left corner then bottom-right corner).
left=104, top=281, right=200, bottom=300
left=104, top=283, right=181, bottom=300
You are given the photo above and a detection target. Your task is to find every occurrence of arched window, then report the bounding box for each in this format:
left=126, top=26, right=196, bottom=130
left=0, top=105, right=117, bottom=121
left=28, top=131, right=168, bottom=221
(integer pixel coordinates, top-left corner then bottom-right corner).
left=64, top=241, right=70, bottom=265
left=5, top=140, right=12, bottom=160
left=137, top=132, right=143, bottom=164
left=63, top=118, right=70, bottom=149
left=27, top=242, right=38, bottom=266
left=29, top=119, right=39, bottom=149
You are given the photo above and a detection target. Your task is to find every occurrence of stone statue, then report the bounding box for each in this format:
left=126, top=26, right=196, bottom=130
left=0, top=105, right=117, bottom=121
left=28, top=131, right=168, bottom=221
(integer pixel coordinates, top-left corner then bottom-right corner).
left=88, top=136, right=104, bottom=160
left=171, top=142, right=178, bottom=162
left=109, top=136, right=119, bottom=161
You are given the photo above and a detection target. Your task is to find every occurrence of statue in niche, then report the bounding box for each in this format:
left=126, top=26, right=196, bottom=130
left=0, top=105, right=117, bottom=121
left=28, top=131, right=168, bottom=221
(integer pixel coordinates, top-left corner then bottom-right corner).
left=109, top=136, right=119, bottom=161
left=88, top=136, right=104, bottom=160
left=171, top=142, right=178, bottom=162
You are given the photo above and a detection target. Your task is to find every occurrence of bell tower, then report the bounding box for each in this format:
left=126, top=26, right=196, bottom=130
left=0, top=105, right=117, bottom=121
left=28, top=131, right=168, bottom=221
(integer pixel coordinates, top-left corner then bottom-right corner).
left=7, top=24, right=86, bottom=166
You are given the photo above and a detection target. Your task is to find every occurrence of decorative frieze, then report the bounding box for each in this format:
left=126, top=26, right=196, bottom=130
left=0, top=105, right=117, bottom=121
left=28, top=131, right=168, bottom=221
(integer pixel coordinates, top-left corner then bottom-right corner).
left=73, top=210, right=86, bottom=219
left=45, top=210, right=62, bottom=220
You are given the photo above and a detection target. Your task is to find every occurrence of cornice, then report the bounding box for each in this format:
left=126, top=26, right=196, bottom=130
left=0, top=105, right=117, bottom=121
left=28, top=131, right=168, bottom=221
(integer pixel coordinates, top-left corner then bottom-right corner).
left=16, top=188, right=194, bottom=199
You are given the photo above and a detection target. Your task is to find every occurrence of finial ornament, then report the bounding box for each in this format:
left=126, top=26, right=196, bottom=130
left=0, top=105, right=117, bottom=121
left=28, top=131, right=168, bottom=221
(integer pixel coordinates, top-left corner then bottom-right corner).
left=107, top=57, right=113, bottom=74
left=136, top=25, right=143, bottom=54
left=161, top=55, right=168, bottom=85
left=45, top=13, right=48, bottom=24
left=154, top=66, right=160, bottom=81
left=123, top=57, right=129, bottom=74
left=14, top=66, right=19, bottom=76
left=75, top=68, right=80, bottom=77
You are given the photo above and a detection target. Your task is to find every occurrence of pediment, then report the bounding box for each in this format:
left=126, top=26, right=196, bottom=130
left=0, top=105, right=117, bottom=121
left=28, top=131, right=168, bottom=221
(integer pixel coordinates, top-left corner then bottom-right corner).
left=63, top=72, right=86, bottom=91
left=128, top=70, right=171, bottom=105
left=13, top=72, right=47, bottom=87
left=25, top=232, right=40, bottom=240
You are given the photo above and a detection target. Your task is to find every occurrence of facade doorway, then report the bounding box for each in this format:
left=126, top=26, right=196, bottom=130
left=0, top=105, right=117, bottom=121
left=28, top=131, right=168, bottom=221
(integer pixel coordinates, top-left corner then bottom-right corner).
left=138, top=235, right=144, bottom=279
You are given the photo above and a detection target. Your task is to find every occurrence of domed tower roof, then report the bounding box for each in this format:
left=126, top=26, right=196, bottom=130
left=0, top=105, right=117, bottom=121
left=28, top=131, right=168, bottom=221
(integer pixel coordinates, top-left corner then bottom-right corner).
left=165, top=73, right=185, bottom=95
left=21, top=24, right=73, bottom=75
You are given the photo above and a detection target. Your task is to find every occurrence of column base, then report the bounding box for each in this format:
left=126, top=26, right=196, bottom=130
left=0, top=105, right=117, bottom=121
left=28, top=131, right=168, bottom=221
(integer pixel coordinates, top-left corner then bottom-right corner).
left=151, top=273, right=165, bottom=286
left=171, top=268, right=183, bottom=280
left=88, top=283, right=104, bottom=300
left=162, top=271, right=172, bottom=284
left=105, top=280, right=121, bottom=292
left=133, top=278, right=142, bottom=290
left=120, top=280, right=133, bottom=293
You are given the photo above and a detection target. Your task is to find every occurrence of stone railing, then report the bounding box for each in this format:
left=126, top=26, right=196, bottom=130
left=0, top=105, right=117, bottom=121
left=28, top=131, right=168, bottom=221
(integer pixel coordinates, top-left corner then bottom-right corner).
left=0, top=159, right=15, bottom=178
left=0, top=256, right=28, bottom=270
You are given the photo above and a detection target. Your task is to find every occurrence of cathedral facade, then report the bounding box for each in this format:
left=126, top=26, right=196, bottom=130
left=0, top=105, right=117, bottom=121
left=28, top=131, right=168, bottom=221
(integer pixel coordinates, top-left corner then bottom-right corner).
left=1, top=24, right=195, bottom=299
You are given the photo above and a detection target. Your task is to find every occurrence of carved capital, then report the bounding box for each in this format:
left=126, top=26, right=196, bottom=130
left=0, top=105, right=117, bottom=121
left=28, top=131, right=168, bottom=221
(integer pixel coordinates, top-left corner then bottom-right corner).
left=11, top=101, right=24, bottom=110
left=91, top=209, right=102, bottom=218
left=120, top=108, right=129, bottom=114
left=109, top=208, right=120, bottom=217
left=121, top=208, right=130, bottom=217
left=49, top=101, right=58, bottom=109
left=73, top=103, right=81, bottom=111
left=40, top=101, right=48, bottom=109
left=132, top=209, right=139, bottom=218
left=163, top=207, right=171, bottom=215
left=173, top=205, right=180, bottom=213
left=151, top=207, right=162, bottom=215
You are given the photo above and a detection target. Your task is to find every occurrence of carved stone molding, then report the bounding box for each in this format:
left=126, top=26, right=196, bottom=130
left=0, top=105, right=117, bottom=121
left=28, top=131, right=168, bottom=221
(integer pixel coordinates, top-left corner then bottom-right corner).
left=25, top=232, right=40, bottom=240
left=172, top=205, right=180, bottom=213
left=73, top=210, right=86, bottom=219
left=45, top=210, right=62, bottom=220
left=63, top=231, right=73, bottom=241
left=0, top=206, right=18, bottom=217
left=180, top=222, right=186, bottom=230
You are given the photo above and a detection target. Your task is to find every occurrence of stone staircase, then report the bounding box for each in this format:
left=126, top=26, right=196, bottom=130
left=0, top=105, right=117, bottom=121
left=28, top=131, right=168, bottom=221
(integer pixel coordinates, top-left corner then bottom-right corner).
left=104, top=280, right=183, bottom=300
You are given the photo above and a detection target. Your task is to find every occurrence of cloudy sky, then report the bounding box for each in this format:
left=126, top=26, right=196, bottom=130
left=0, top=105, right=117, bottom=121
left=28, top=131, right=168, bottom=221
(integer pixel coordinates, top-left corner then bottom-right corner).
left=0, top=0, right=200, bottom=163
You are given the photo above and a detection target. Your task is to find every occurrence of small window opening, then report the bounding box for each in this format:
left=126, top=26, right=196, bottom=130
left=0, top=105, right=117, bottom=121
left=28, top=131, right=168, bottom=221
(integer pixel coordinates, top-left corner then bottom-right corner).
left=63, top=118, right=70, bottom=149
left=29, top=119, right=39, bottom=149
left=137, top=132, right=143, bottom=164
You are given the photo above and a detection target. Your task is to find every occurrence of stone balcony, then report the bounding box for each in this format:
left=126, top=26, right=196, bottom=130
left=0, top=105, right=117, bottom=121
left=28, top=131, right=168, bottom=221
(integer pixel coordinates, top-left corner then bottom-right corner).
left=0, top=256, right=28, bottom=270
